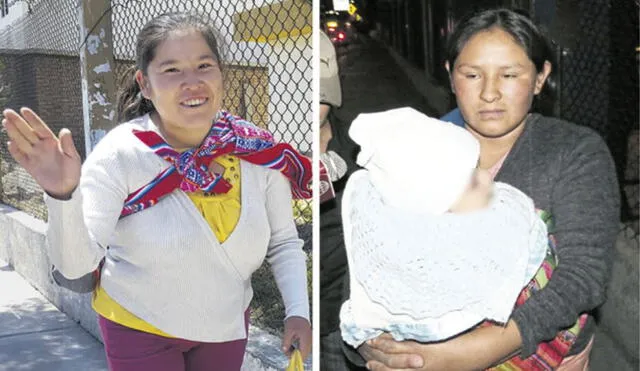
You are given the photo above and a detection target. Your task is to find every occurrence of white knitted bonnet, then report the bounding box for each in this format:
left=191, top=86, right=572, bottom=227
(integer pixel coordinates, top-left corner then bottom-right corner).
left=348, top=107, right=480, bottom=214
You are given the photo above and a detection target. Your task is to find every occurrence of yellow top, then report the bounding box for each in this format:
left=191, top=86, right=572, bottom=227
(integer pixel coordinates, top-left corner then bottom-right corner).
left=92, top=155, right=242, bottom=337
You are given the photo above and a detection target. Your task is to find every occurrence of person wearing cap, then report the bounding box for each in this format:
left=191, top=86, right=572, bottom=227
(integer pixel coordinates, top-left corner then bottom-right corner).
left=339, top=107, right=549, bottom=353
left=319, top=30, right=362, bottom=370
left=319, top=31, right=350, bottom=184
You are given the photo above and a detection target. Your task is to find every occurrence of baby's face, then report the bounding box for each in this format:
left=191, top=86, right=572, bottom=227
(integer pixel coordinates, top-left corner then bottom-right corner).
left=449, top=169, right=493, bottom=213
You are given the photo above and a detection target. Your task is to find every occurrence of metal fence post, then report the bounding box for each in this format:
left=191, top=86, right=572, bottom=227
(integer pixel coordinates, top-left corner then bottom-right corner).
left=78, top=0, right=117, bottom=156
left=404, top=0, right=412, bottom=62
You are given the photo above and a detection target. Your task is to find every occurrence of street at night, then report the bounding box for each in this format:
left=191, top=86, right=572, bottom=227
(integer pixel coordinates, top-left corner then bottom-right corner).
left=332, top=33, right=441, bottom=126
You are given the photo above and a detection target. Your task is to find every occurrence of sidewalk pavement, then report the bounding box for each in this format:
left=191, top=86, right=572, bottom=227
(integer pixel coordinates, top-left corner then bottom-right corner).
left=333, top=34, right=441, bottom=126
left=0, top=257, right=108, bottom=371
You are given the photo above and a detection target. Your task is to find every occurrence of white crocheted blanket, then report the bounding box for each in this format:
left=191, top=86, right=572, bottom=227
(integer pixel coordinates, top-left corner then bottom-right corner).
left=340, top=170, right=548, bottom=346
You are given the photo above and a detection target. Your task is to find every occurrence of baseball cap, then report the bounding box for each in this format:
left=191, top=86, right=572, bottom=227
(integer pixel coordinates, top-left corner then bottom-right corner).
left=319, top=31, right=342, bottom=107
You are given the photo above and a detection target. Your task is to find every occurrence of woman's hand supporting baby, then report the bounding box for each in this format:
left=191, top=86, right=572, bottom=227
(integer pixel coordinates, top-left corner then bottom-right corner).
left=360, top=320, right=523, bottom=371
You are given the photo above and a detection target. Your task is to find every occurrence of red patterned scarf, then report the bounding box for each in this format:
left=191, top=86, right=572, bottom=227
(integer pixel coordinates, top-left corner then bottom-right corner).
left=485, top=210, right=588, bottom=370
left=120, top=111, right=312, bottom=217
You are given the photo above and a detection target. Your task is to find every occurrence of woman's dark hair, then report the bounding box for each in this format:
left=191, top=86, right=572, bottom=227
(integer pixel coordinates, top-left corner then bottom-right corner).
left=117, top=12, right=224, bottom=122
left=445, top=8, right=557, bottom=115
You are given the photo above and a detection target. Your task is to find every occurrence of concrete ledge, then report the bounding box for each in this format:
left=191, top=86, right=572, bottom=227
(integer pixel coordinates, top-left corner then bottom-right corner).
left=0, top=203, right=309, bottom=370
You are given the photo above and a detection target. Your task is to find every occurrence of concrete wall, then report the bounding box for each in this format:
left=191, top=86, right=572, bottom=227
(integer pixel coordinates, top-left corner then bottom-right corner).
left=0, top=204, right=311, bottom=370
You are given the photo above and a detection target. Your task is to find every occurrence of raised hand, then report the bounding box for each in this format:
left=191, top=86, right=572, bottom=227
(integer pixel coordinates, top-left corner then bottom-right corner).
left=2, top=107, right=81, bottom=199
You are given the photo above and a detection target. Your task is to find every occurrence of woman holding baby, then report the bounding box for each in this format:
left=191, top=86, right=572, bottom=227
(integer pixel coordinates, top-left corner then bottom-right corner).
left=345, top=8, right=620, bottom=371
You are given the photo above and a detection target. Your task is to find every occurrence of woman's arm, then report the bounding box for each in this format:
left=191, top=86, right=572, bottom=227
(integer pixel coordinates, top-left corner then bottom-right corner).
left=360, top=320, right=522, bottom=371
left=355, top=131, right=620, bottom=369
left=264, top=170, right=312, bottom=358
left=45, top=127, right=129, bottom=279
left=264, top=170, right=309, bottom=321
left=510, top=131, right=620, bottom=356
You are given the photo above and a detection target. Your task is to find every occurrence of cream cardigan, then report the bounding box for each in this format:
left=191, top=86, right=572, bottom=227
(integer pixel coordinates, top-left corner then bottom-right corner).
left=45, top=114, right=309, bottom=342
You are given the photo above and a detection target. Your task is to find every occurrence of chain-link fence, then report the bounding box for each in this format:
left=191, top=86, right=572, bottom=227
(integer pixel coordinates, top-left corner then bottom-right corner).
left=0, top=0, right=81, bottom=220
left=605, top=0, right=638, bottom=227
left=546, top=0, right=638, bottom=231
left=0, top=0, right=312, bottom=335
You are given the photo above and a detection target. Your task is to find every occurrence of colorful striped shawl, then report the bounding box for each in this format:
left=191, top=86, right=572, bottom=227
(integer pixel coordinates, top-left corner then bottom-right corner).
left=120, top=111, right=312, bottom=218
left=486, top=210, right=587, bottom=370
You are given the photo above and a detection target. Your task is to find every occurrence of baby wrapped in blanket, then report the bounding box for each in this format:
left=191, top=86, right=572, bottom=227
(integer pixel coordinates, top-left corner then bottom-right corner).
left=339, top=107, right=548, bottom=347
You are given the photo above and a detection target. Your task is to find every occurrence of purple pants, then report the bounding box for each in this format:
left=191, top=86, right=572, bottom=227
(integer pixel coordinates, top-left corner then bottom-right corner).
left=98, top=310, right=249, bottom=371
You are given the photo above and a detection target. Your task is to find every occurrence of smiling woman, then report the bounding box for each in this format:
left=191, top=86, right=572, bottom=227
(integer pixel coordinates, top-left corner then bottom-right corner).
left=118, top=14, right=226, bottom=150
left=137, top=36, right=223, bottom=148
left=1, top=11, right=311, bottom=371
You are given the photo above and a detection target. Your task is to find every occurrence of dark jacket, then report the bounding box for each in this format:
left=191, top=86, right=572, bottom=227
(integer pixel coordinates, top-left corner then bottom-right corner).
left=320, top=110, right=360, bottom=336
